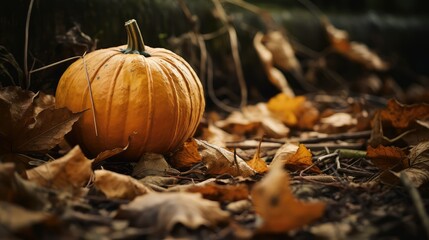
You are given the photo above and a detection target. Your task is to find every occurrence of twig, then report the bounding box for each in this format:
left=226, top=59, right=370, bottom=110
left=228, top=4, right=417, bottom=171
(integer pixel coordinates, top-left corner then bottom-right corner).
left=24, top=0, right=35, bottom=89
left=212, top=0, right=248, bottom=109
left=299, top=152, right=338, bottom=176
left=400, top=172, right=429, bottom=238
left=29, top=56, right=82, bottom=74
left=337, top=168, right=373, bottom=177
left=82, top=52, right=98, bottom=137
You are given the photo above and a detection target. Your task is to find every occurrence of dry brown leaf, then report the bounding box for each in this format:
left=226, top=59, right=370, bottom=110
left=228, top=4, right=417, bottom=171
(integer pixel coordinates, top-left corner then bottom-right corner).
left=26, top=146, right=92, bottom=193
left=270, top=143, right=299, bottom=168
left=116, top=192, right=229, bottom=236
left=323, top=18, right=388, bottom=71
left=246, top=140, right=268, bottom=173
left=94, top=169, right=152, bottom=200
left=14, top=108, right=82, bottom=153
left=131, top=153, right=178, bottom=179
left=251, top=168, right=325, bottom=233
left=0, top=87, right=81, bottom=156
left=253, top=32, right=295, bottom=96
left=409, top=141, right=429, bottom=166
left=170, top=138, right=202, bottom=169
left=380, top=99, right=429, bottom=130
left=215, top=103, right=289, bottom=138
left=262, top=31, right=301, bottom=74
left=196, top=139, right=255, bottom=177
left=316, top=112, right=357, bottom=134
left=367, top=145, right=407, bottom=170
left=200, top=123, right=240, bottom=148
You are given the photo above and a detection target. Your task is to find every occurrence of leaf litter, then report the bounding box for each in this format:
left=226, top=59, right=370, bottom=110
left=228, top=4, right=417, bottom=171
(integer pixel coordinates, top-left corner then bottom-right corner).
left=2, top=79, right=429, bottom=239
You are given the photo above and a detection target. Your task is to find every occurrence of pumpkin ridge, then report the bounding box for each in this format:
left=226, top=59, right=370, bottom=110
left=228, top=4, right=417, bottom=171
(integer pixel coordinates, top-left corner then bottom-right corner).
left=140, top=55, right=154, bottom=152
left=105, top=55, right=126, bottom=145
left=161, top=54, right=201, bottom=141
left=156, top=57, right=182, bottom=151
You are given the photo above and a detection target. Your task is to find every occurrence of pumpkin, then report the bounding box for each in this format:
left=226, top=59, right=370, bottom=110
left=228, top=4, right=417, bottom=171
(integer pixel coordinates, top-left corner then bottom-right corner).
left=55, top=19, right=205, bottom=160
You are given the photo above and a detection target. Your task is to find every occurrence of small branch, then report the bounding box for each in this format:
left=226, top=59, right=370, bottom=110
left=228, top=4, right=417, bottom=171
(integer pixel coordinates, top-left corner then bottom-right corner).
left=24, top=0, right=35, bottom=89
left=82, top=52, right=98, bottom=137
left=212, top=0, right=248, bottom=109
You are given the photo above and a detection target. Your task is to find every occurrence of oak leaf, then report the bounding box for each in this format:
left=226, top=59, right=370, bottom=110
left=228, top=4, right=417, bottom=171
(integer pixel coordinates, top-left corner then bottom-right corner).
left=251, top=168, right=325, bottom=233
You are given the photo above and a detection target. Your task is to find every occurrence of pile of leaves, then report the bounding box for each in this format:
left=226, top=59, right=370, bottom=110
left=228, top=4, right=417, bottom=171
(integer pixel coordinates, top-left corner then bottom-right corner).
left=1, top=86, right=429, bottom=239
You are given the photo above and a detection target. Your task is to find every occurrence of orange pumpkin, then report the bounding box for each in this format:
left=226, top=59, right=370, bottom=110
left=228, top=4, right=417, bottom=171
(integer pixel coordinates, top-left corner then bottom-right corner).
left=55, top=19, right=205, bottom=160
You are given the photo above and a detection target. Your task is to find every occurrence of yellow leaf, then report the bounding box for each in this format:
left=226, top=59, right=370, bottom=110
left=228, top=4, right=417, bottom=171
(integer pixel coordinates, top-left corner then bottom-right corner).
left=267, top=94, right=319, bottom=128
left=251, top=168, right=325, bottom=233
left=246, top=140, right=268, bottom=173
left=285, top=144, right=320, bottom=173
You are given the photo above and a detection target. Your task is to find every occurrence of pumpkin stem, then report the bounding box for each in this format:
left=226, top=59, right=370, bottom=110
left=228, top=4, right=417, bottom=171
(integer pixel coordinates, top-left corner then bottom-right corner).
left=123, top=19, right=151, bottom=57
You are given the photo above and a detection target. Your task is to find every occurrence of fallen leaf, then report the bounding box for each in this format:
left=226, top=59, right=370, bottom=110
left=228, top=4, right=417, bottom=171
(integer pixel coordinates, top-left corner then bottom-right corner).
left=254, top=32, right=295, bottom=96
left=398, top=164, right=429, bottom=188
left=26, top=145, right=92, bottom=193
left=132, top=153, right=178, bottom=179
left=13, top=107, right=81, bottom=153
left=367, top=145, right=407, bottom=170
left=284, top=144, right=321, bottom=173
left=115, top=192, right=229, bottom=236
left=409, top=141, right=429, bottom=166
left=251, top=168, right=325, bottom=233
left=270, top=143, right=299, bottom=168
left=170, top=138, right=202, bottom=169
left=94, top=169, right=152, bottom=200
left=323, top=17, right=388, bottom=70
left=0, top=87, right=81, bottom=164
left=267, top=94, right=319, bottom=129
left=316, top=112, right=357, bottom=134
left=200, top=123, right=240, bottom=148
left=197, top=139, right=255, bottom=177
left=215, top=103, right=289, bottom=138
left=246, top=140, right=268, bottom=173
left=380, top=99, right=429, bottom=130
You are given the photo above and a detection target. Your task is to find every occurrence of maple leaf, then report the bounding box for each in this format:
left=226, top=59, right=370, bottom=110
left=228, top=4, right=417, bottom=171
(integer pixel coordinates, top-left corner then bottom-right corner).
left=251, top=168, right=325, bottom=233
left=26, top=146, right=92, bottom=193
left=94, top=169, right=152, bottom=200
left=116, top=192, right=229, bottom=236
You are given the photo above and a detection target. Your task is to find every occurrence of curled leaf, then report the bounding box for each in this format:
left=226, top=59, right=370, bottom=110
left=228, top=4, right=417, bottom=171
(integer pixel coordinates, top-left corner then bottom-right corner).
left=26, top=146, right=92, bottom=193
